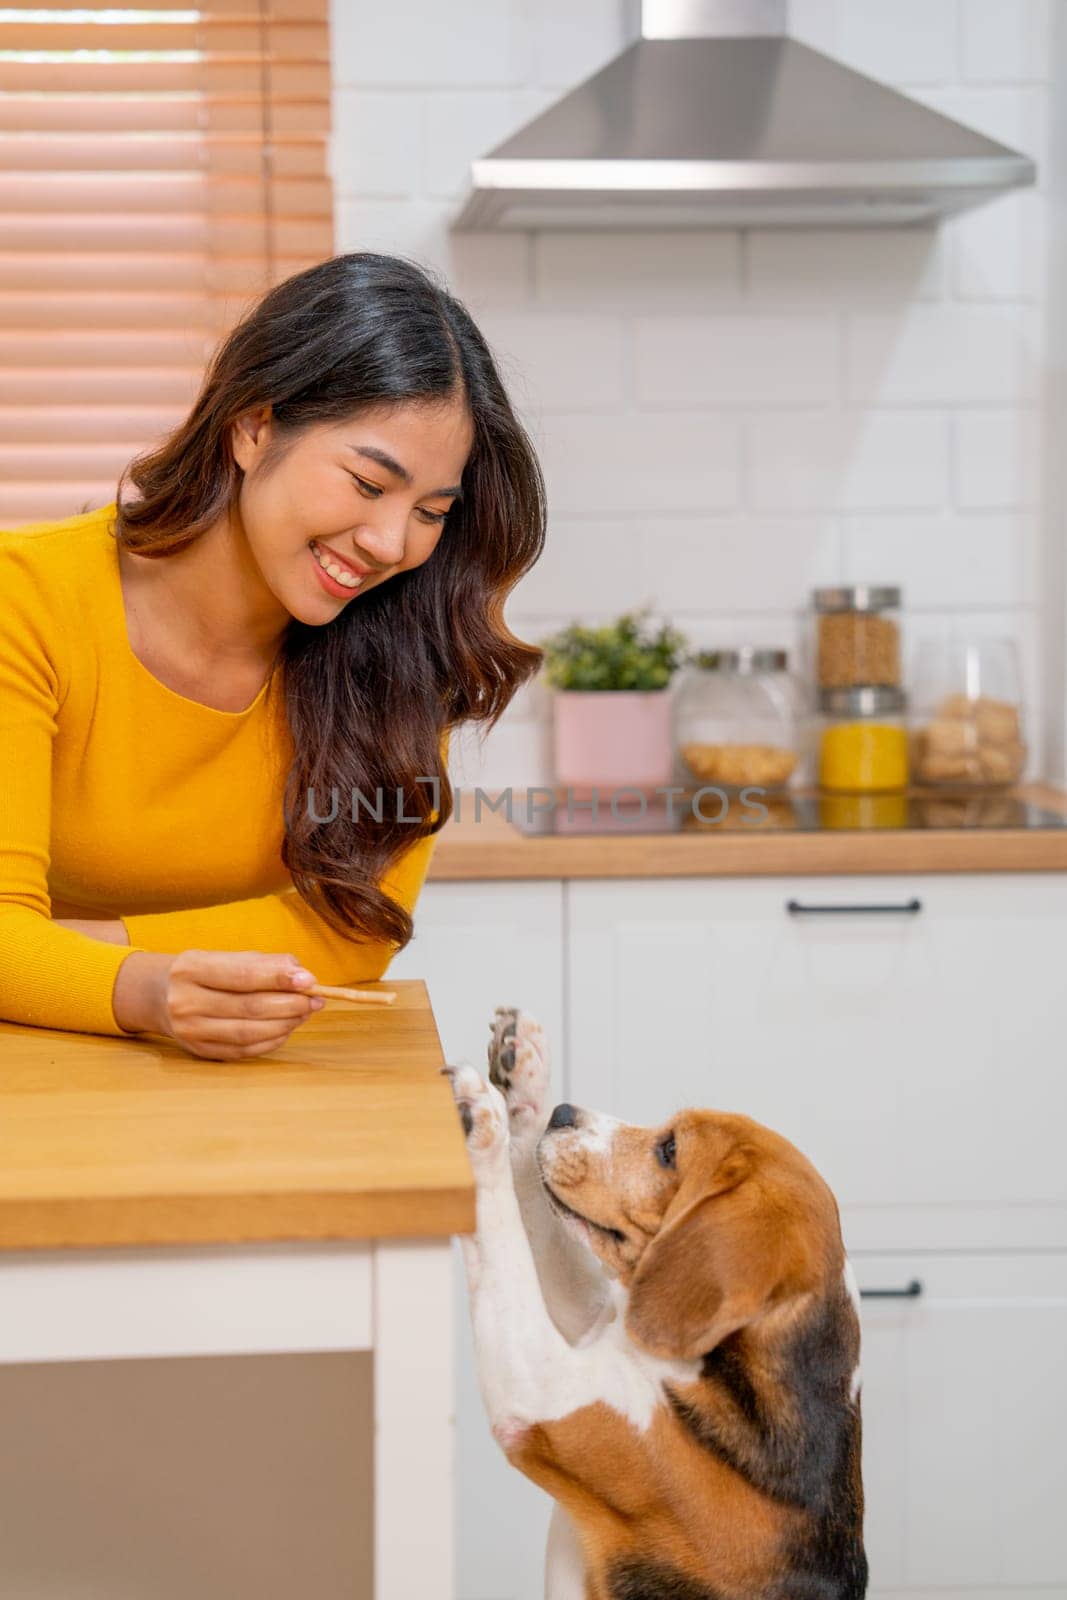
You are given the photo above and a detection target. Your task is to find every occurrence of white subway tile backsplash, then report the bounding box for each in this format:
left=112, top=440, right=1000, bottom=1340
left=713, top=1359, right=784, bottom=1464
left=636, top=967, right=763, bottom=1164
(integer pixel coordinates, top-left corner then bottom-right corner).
left=633, top=315, right=839, bottom=409
left=538, top=413, right=741, bottom=514
left=507, top=521, right=648, bottom=617
left=644, top=517, right=841, bottom=614
left=786, top=0, right=840, bottom=57
left=447, top=685, right=555, bottom=791
left=515, top=0, right=628, bottom=90
left=475, top=312, right=626, bottom=411
left=328, top=0, right=1054, bottom=786
left=745, top=229, right=945, bottom=306
left=840, top=513, right=1028, bottom=608
left=334, top=198, right=532, bottom=308
left=846, top=306, right=1035, bottom=406
left=335, top=196, right=458, bottom=263
left=954, top=410, right=1041, bottom=508
left=836, top=0, right=958, bottom=84
left=448, top=232, right=534, bottom=308
left=748, top=413, right=950, bottom=511
left=678, top=614, right=805, bottom=659
left=535, top=232, right=742, bottom=308
left=330, top=0, right=522, bottom=87
left=946, top=189, right=1044, bottom=300
left=421, top=89, right=554, bottom=199
left=331, top=92, right=422, bottom=197
left=510, top=515, right=839, bottom=618
left=961, top=0, right=1051, bottom=84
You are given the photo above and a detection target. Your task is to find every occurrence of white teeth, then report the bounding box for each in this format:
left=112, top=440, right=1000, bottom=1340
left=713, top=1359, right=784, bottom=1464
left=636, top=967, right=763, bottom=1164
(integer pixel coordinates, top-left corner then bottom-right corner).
left=312, top=541, right=363, bottom=589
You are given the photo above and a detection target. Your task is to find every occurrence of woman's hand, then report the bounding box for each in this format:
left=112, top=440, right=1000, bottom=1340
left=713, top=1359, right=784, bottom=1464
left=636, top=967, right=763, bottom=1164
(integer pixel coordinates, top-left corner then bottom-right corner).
left=114, top=948, right=325, bottom=1061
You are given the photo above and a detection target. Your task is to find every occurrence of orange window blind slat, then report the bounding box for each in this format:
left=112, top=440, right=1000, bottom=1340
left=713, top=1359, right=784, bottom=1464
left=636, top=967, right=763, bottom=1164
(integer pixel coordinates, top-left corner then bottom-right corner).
left=0, top=1, right=335, bottom=526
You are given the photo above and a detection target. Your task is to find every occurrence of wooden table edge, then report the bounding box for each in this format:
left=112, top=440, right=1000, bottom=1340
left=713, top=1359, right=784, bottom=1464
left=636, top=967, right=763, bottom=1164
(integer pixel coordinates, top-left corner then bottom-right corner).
left=0, top=1184, right=476, bottom=1253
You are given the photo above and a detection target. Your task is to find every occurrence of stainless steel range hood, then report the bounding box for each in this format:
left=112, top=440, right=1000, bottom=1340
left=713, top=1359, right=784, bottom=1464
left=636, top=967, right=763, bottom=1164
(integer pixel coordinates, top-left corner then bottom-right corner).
left=454, top=0, right=1036, bottom=230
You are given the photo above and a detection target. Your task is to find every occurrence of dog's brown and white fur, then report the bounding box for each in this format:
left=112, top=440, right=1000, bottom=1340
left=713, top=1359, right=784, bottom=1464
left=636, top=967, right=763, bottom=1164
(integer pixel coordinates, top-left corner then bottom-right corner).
left=444, top=1008, right=867, bottom=1600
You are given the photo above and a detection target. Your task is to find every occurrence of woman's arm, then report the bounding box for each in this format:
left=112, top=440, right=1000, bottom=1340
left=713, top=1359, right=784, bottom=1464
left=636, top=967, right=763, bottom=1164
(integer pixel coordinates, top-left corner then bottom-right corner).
left=0, top=545, right=152, bottom=1037
left=54, top=918, right=130, bottom=946
left=117, top=828, right=440, bottom=987
left=112, top=734, right=447, bottom=982
left=54, top=920, right=170, bottom=1034
left=115, top=730, right=449, bottom=984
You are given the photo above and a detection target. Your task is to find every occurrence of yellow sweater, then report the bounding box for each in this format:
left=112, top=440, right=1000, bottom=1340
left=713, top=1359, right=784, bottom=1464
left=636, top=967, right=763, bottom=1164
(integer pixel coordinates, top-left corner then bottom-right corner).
left=0, top=502, right=443, bottom=1038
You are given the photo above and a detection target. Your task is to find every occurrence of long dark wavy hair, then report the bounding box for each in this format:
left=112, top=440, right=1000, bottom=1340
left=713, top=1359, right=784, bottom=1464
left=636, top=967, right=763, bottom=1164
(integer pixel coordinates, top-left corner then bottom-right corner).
left=111, top=252, right=546, bottom=952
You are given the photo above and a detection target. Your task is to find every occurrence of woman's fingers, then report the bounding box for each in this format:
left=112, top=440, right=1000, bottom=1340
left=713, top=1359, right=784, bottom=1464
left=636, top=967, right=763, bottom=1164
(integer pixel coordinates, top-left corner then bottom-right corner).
left=158, top=949, right=326, bottom=1059
left=172, top=949, right=316, bottom=995
left=182, top=986, right=323, bottom=1021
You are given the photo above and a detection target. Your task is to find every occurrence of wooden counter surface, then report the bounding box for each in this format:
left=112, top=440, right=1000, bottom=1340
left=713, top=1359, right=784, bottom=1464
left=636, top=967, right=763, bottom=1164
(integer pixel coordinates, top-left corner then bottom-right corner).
left=429, top=784, right=1067, bottom=880
left=0, top=980, right=475, bottom=1252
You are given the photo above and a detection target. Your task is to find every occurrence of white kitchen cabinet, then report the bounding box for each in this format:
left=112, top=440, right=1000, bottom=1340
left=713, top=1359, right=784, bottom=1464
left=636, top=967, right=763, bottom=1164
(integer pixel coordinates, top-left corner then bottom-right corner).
left=391, top=879, right=566, bottom=1084
left=564, top=872, right=1067, bottom=1598
left=389, top=881, right=565, bottom=1600
left=855, top=1252, right=1067, bottom=1597
left=400, top=871, right=1067, bottom=1600
left=566, top=874, right=1067, bottom=1250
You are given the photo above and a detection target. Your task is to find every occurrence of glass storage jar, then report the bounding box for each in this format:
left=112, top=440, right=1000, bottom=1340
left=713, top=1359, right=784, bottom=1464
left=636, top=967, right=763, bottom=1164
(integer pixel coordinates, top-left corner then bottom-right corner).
left=910, top=637, right=1026, bottom=789
left=816, top=686, right=909, bottom=793
left=811, top=585, right=902, bottom=690
left=675, top=648, right=802, bottom=792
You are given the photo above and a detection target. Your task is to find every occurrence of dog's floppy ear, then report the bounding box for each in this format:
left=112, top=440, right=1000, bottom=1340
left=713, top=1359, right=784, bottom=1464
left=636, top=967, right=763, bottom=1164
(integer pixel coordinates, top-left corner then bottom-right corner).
left=625, top=1147, right=790, bottom=1362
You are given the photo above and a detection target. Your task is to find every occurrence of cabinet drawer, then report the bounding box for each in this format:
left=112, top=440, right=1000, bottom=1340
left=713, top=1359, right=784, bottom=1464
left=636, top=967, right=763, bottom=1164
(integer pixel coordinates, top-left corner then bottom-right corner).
left=854, top=1252, right=1067, bottom=1594
left=567, top=875, right=1067, bottom=1242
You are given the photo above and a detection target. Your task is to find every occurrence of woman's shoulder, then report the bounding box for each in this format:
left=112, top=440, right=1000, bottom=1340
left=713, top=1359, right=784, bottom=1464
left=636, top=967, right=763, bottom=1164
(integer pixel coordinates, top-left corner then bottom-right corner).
left=0, top=502, right=116, bottom=681
left=1, top=499, right=116, bottom=555
left=1, top=500, right=116, bottom=601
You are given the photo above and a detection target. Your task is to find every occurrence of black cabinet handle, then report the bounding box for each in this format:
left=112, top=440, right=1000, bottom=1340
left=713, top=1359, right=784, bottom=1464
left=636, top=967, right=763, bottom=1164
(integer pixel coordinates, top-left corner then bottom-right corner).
left=786, top=898, right=923, bottom=916
left=860, top=1280, right=924, bottom=1300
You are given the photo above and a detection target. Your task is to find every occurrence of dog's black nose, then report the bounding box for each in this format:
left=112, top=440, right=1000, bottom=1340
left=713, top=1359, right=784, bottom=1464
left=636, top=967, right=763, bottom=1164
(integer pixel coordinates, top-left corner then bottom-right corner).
left=548, top=1102, right=578, bottom=1130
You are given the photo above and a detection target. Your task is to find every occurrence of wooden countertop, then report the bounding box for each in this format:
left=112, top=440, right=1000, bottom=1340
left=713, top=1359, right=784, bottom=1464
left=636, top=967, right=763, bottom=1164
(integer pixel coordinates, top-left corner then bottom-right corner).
left=0, top=981, right=475, bottom=1252
left=429, top=784, right=1067, bottom=880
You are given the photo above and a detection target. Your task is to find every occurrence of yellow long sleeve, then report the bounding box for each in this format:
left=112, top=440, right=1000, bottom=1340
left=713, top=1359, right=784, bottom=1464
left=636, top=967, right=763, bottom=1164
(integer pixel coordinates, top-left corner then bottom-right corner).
left=0, top=522, right=151, bottom=1034
left=120, top=831, right=439, bottom=986
left=1, top=502, right=447, bottom=1038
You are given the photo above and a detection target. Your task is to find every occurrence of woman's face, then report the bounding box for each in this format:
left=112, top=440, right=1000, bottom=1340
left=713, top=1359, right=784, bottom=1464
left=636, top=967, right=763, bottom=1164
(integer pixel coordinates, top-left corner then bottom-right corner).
left=232, top=394, right=474, bottom=624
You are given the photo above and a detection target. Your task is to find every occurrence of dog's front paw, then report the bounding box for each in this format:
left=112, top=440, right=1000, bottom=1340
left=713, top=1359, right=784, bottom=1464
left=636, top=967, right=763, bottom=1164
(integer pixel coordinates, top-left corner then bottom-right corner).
left=487, top=1007, right=550, bottom=1135
left=442, top=1062, right=510, bottom=1179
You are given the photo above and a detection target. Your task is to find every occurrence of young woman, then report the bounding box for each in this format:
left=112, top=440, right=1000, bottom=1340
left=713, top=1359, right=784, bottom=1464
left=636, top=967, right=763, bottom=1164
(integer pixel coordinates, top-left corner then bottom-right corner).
left=0, top=253, right=545, bottom=1060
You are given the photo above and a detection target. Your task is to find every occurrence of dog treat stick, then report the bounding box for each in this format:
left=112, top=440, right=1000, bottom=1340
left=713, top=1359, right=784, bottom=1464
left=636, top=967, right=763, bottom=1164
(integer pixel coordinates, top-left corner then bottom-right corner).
left=307, top=983, right=397, bottom=1006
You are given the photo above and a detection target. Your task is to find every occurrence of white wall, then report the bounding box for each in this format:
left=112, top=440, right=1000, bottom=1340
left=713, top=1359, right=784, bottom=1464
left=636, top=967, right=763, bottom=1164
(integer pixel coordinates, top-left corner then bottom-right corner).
left=329, top=0, right=1053, bottom=789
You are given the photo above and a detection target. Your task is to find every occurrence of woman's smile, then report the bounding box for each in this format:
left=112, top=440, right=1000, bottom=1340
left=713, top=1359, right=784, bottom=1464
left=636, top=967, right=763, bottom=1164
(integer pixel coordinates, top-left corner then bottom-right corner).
left=309, top=538, right=371, bottom=594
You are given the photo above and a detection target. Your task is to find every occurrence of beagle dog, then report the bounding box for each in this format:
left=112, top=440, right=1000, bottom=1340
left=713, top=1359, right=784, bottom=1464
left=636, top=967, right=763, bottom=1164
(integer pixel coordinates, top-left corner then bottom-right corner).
left=445, top=1008, right=867, bottom=1600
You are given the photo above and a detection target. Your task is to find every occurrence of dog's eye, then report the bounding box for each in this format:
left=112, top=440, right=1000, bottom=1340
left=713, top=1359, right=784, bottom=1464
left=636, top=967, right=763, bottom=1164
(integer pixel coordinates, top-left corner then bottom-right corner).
left=655, top=1133, right=676, bottom=1169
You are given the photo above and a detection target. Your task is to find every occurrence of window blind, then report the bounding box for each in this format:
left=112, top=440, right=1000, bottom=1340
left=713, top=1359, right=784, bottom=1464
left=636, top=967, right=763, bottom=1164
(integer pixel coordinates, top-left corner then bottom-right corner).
left=0, top=0, right=334, bottom=524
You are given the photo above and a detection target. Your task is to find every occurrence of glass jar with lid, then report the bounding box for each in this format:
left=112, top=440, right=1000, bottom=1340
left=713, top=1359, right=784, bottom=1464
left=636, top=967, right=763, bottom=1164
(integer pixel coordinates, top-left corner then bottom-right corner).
left=674, top=647, right=802, bottom=792
left=910, top=636, right=1027, bottom=790
left=811, top=585, right=902, bottom=690
left=816, top=685, right=909, bottom=793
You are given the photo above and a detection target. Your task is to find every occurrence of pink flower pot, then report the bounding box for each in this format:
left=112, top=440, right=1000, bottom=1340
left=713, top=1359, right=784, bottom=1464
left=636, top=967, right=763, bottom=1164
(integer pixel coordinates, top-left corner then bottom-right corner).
left=552, top=690, right=674, bottom=795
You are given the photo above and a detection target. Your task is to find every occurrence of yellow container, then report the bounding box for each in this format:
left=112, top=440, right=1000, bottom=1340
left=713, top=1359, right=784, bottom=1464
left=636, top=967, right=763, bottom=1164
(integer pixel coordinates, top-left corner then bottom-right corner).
left=817, top=687, right=909, bottom=794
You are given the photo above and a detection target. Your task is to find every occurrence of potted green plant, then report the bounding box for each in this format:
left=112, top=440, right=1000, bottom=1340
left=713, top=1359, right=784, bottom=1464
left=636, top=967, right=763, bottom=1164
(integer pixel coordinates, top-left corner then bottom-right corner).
left=540, top=608, right=688, bottom=794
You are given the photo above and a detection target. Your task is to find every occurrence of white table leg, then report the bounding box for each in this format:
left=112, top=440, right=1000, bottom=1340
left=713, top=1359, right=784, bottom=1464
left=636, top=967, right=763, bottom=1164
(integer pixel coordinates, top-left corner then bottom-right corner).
left=373, top=1237, right=455, bottom=1600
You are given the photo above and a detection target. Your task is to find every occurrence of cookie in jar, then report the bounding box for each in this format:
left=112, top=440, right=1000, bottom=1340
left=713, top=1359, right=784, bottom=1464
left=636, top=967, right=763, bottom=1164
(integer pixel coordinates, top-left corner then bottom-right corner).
left=911, top=638, right=1027, bottom=790
left=674, top=648, right=802, bottom=793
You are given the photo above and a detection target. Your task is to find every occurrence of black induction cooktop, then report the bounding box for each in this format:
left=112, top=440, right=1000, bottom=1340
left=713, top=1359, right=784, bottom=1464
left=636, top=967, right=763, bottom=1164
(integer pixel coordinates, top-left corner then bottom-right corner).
left=506, top=789, right=1067, bottom=837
